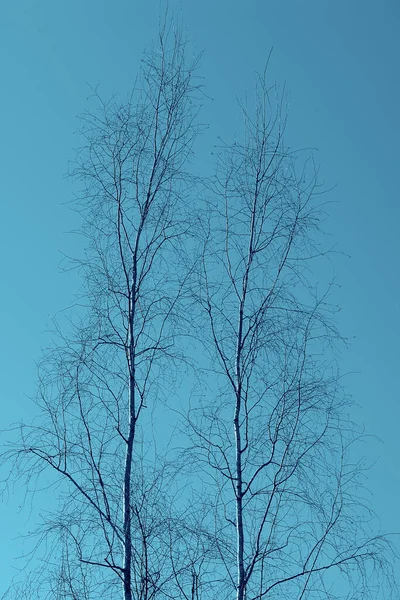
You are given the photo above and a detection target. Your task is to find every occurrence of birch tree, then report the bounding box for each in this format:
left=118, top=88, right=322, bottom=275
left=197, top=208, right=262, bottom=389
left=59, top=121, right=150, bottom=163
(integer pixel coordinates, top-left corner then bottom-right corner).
left=187, top=73, right=395, bottom=600
left=2, top=24, right=202, bottom=600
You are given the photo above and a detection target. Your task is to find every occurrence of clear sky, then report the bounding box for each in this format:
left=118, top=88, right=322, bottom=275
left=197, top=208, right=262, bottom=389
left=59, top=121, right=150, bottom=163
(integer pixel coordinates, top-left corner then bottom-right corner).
left=1, top=0, right=399, bottom=594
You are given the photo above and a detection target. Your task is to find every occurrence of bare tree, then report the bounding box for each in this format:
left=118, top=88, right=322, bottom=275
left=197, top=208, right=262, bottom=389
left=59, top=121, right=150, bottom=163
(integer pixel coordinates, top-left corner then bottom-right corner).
left=2, top=22, right=203, bottom=600
left=186, top=72, right=395, bottom=600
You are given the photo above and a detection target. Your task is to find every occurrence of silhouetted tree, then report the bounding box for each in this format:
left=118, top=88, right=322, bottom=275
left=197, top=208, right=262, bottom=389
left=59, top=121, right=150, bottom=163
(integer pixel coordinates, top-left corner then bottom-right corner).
left=2, top=22, right=204, bottom=600
left=186, top=73, right=395, bottom=600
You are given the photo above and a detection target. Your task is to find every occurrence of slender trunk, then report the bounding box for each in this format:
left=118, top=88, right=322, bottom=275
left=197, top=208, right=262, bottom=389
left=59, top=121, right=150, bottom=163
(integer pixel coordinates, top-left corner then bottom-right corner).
left=123, top=237, right=140, bottom=600
left=234, top=198, right=256, bottom=600
left=235, top=199, right=257, bottom=600
left=235, top=396, right=245, bottom=600
left=235, top=299, right=246, bottom=600
left=123, top=366, right=135, bottom=600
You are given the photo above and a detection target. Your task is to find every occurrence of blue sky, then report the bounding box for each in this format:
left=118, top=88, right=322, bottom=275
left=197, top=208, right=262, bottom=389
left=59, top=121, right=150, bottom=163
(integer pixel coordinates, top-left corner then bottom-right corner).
left=1, top=0, right=399, bottom=593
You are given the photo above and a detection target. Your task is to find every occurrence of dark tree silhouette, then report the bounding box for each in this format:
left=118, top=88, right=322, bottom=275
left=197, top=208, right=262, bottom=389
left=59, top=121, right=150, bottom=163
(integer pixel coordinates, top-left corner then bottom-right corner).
left=186, top=73, right=396, bottom=600
left=2, top=22, right=205, bottom=600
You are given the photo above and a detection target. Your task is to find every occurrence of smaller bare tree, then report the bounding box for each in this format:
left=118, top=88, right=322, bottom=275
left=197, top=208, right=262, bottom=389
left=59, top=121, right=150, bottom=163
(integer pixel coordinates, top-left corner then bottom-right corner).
left=186, top=72, right=396, bottom=600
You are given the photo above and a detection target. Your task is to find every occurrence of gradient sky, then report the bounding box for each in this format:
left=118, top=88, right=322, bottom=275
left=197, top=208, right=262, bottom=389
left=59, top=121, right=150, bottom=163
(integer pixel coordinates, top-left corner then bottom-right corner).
left=1, top=0, right=399, bottom=594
